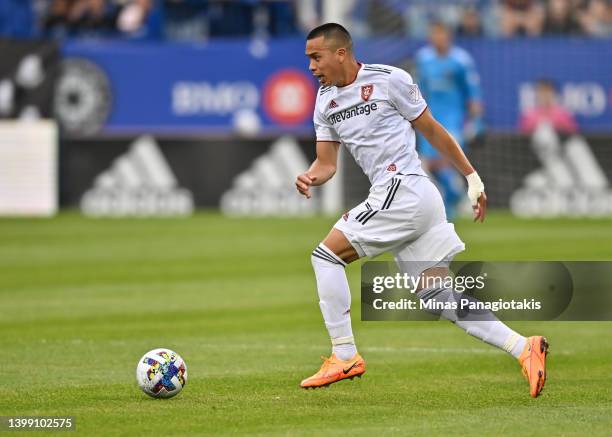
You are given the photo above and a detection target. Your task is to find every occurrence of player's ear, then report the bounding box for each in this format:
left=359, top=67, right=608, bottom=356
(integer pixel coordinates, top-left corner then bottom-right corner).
left=336, top=47, right=347, bottom=63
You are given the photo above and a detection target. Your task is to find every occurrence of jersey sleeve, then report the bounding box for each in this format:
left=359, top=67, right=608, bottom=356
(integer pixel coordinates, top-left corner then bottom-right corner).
left=388, top=69, right=428, bottom=122
left=313, top=97, right=340, bottom=142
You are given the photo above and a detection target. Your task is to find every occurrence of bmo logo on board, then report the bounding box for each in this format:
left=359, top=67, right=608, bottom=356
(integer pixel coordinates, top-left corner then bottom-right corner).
left=263, top=69, right=315, bottom=125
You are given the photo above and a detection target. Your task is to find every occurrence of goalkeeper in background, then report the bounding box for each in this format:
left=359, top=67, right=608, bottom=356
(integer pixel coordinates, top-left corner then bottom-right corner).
left=415, top=21, right=484, bottom=219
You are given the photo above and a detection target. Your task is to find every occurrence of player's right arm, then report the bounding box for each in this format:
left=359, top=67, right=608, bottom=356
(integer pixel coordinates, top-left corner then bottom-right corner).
left=297, top=90, right=341, bottom=199
left=296, top=141, right=339, bottom=199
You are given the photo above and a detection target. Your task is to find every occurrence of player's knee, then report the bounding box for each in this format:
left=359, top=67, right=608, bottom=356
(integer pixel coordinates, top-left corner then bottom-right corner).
left=415, top=286, right=458, bottom=321
left=311, top=243, right=347, bottom=268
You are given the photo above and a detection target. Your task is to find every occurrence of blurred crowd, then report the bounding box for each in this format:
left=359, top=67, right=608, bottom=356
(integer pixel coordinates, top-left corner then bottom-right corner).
left=500, top=0, right=612, bottom=36
left=40, top=0, right=157, bottom=38
left=359, top=0, right=612, bottom=38
left=0, top=0, right=305, bottom=39
left=0, top=0, right=611, bottom=40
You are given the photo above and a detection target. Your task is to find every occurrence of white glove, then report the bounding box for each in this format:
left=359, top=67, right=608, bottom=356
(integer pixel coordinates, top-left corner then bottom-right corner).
left=466, top=172, right=485, bottom=207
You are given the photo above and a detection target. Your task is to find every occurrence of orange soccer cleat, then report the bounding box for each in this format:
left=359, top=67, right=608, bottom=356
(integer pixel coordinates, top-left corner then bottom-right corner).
left=518, top=336, right=549, bottom=398
left=300, top=353, right=366, bottom=389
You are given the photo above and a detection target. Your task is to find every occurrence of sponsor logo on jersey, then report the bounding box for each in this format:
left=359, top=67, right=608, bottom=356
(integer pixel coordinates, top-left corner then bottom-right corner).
left=361, top=84, right=374, bottom=101
left=387, top=163, right=397, bottom=172
left=329, top=99, right=338, bottom=109
left=327, top=102, right=378, bottom=125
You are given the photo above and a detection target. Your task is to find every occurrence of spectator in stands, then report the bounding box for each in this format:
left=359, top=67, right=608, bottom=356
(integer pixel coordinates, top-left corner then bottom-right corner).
left=542, top=0, right=582, bottom=35
left=42, top=0, right=155, bottom=38
left=405, top=2, right=471, bottom=38
left=579, top=0, right=612, bottom=36
left=366, top=0, right=408, bottom=36
left=294, top=0, right=319, bottom=34
left=43, top=0, right=108, bottom=36
left=499, top=0, right=544, bottom=36
left=163, top=0, right=210, bottom=40
left=456, top=6, right=484, bottom=37
left=519, top=79, right=578, bottom=134
left=164, top=0, right=298, bottom=39
left=116, top=0, right=153, bottom=35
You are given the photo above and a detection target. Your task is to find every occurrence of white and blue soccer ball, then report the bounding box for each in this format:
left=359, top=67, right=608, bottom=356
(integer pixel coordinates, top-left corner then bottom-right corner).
left=136, top=348, right=188, bottom=399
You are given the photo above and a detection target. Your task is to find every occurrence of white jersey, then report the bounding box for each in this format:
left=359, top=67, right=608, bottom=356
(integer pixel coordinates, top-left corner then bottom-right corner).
left=313, top=63, right=428, bottom=187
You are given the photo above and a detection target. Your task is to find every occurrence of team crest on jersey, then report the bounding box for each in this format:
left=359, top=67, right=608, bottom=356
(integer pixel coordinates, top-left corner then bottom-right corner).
left=329, top=99, right=338, bottom=109
left=387, top=163, right=397, bottom=172
left=361, top=84, right=374, bottom=101
left=342, top=212, right=349, bottom=221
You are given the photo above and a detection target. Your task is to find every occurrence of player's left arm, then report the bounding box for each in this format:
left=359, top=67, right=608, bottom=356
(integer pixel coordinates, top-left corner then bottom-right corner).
left=412, top=108, right=486, bottom=222
left=388, top=68, right=485, bottom=221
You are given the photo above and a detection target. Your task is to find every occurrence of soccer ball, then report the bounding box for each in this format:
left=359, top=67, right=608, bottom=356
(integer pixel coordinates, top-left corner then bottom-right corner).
left=136, top=348, right=188, bottom=399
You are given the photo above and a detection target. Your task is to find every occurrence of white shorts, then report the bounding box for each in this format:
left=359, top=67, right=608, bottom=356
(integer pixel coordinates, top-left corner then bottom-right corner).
left=334, top=174, right=465, bottom=272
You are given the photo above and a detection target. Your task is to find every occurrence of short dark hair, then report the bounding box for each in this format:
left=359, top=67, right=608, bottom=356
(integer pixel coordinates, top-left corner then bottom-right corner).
left=307, top=23, right=353, bottom=52
left=429, top=20, right=451, bottom=32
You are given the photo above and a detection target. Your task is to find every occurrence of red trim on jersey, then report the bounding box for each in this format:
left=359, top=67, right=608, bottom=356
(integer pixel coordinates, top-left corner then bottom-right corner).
left=338, top=62, right=363, bottom=88
left=409, top=105, right=429, bottom=123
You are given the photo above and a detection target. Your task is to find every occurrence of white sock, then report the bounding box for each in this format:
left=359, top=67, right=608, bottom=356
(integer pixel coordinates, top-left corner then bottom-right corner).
left=505, top=332, right=528, bottom=359
left=417, top=287, right=527, bottom=359
left=333, top=339, right=358, bottom=361
left=311, top=243, right=357, bottom=361
left=455, top=320, right=527, bottom=359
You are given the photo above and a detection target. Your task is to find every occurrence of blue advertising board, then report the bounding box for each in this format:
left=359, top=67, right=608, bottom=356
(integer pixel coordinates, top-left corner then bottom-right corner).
left=62, top=37, right=612, bottom=135
left=62, top=39, right=319, bottom=136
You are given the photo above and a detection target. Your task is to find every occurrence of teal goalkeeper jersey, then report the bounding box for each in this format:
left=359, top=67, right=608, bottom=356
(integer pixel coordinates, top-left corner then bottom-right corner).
left=415, top=45, right=482, bottom=145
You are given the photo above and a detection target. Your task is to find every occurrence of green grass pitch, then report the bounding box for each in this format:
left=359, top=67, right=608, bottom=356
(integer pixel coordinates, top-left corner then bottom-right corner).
left=1, top=212, right=611, bottom=435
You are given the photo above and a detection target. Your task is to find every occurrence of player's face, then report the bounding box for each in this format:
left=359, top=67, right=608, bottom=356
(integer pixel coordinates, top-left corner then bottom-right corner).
left=430, top=26, right=451, bottom=53
left=306, top=36, right=343, bottom=87
left=536, top=84, right=557, bottom=108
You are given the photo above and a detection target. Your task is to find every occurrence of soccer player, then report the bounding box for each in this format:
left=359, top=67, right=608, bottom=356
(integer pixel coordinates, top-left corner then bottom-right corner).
left=415, top=22, right=483, bottom=219
left=296, top=23, right=548, bottom=397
